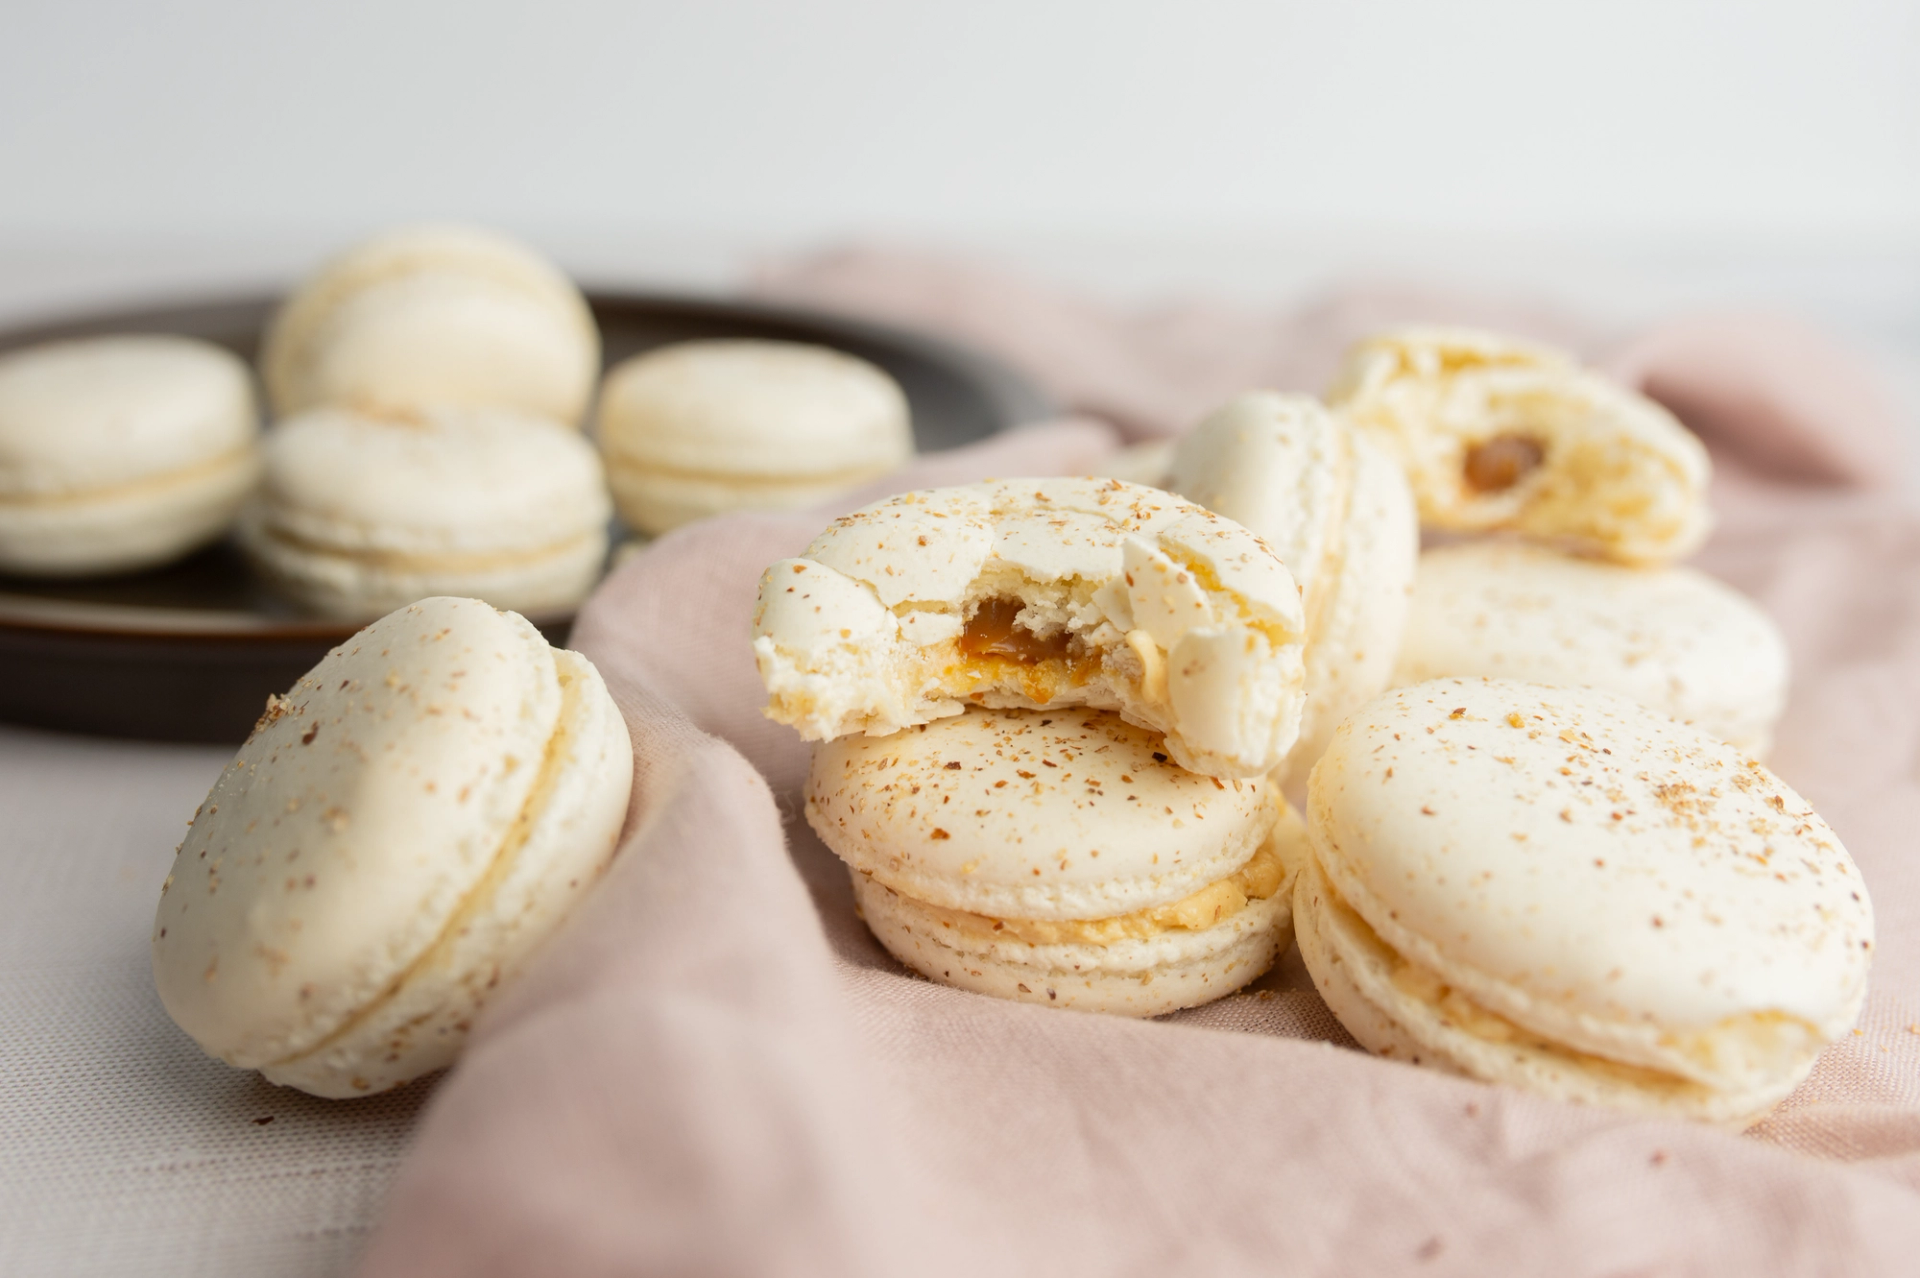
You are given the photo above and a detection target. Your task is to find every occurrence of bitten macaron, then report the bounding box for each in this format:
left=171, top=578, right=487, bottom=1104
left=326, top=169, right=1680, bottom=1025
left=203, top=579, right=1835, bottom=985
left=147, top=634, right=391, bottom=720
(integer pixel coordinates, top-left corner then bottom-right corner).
left=1170, top=391, right=1419, bottom=782
left=1327, top=327, right=1711, bottom=564
left=0, top=335, right=261, bottom=576
left=153, top=596, right=633, bottom=1097
left=753, top=477, right=1308, bottom=780
left=261, top=224, right=600, bottom=424
left=1295, top=677, right=1872, bottom=1126
left=1391, top=541, right=1790, bottom=756
left=809, top=705, right=1299, bottom=1015
left=596, top=339, right=914, bottom=535
left=237, top=405, right=611, bottom=619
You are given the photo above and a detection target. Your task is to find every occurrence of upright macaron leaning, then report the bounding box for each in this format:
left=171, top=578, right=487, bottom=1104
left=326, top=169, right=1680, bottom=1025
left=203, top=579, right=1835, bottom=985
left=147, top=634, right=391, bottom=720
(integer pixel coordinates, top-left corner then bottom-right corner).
left=1168, top=391, right=1419, bottom=786
left=152, top=596, right=632, bottom=1097
left=755, top=477, right=1312, bottom=1014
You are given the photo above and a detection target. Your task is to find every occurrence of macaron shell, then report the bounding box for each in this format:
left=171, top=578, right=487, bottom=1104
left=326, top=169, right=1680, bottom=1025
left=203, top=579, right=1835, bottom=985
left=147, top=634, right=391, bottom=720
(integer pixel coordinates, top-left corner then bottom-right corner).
left=0, top=335, right=259, bottom=496
left=0, top=444, right=260, bottom=577
left=854, top=870, right=1288, bottom=1017
left=1309, top=678, right=1872, bottom=1091
left=1391, top=541, right=1789, bottom=755
left=262, top=224, right=598, bottom=422
left=1292, top=855, right=1786, bottom=1127
left=152, top=598, right=563, bottom=1070
left=250, top=406, right=609, bottom=555
left=290, top=272, right=598, bottom=423
left=596, top=339, right=912, bottom=479
left=262, top=648, right=632, bottom=1096
left=806, top=706, right=1275, bottom=919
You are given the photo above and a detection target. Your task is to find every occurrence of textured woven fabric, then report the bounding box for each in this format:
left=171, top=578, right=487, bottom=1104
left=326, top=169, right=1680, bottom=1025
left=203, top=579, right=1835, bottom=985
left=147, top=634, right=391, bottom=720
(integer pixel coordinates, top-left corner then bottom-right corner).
left=0, top=730, right=437, bottom=1278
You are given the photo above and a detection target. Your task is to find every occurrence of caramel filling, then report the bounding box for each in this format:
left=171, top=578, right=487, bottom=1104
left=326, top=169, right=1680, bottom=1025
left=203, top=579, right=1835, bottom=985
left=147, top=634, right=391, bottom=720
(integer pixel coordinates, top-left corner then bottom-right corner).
left=958, top=598, right=1074, bottom=664
left=941, top=598, right=1103, bottom=705
left=1462, top=433, right=1546, bottom=493
left=918, top=839, right=1287, bottom=947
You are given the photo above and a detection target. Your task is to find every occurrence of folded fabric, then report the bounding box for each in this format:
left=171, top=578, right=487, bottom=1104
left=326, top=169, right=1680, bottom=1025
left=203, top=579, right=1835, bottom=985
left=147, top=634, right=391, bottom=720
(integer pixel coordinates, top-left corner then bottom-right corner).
left=359, top=257, right=1920, bottom=1277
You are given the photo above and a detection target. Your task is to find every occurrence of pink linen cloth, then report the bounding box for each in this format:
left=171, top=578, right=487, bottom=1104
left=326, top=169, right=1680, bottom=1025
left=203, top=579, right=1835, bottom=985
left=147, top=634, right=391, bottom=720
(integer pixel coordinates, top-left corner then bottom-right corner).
left=360, top=253, right=1920, bottom=1276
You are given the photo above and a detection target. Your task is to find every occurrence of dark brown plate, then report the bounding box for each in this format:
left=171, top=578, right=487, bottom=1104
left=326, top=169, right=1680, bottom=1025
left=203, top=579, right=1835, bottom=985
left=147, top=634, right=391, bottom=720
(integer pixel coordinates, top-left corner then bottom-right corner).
left=0, top=291, right=1051, bottom=743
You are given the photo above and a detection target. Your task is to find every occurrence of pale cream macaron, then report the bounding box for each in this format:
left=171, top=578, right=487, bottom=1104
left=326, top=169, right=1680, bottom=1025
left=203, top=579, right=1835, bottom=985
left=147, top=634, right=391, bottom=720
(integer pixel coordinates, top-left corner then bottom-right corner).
left=0, top=335, right=261, bottom=576
left=261, top=224, right=600, bottom=424
left=1297, top=677, right=1872, bottom=1127
left=153, top=596, right=633, bottom=1097
left=753, top=477, right=1308, bottom=780
left=238, top=405, right=611, bottom=619
left=808, top=705, right=1300, bottom=1016
left=595, top=339, right=914, bottom=535
left=1327, top=327, right=1712, bottom=565
left=1170, top=391, right=1419, bottom=782
left=1391, top=541, right=1790, bottom=756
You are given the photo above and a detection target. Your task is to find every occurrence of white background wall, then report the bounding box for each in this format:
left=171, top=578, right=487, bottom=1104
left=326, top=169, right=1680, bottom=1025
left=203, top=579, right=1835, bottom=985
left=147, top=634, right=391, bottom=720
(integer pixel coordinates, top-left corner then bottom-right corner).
left=6, top=0, right=1919, bottom=241
left=2, top=0, right=1917, bottom=338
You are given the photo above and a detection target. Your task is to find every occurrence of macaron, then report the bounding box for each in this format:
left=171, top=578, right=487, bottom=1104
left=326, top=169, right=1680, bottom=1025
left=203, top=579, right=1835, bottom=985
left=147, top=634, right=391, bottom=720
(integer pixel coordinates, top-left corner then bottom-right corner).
left=1391, top=541, right=1790, bottom=756
left=808, top=705, right=1300, bottom=1015
left=1170, top=391, right=1419, bottom=782
left=237, top=405, right=611, bottom=619
left=753, top=477, right=1308, bottom=780
left=152, top=596, right=633, bottom=1097
left=261, top=224, right=600, bottom=425
left=0, top=335, right=261, bottom=576
left=1326, top=327, right=1712, bottom=565
left=596, top=339, right=914, bottom=535
left=1296, top=677, right=1873, bottom=1127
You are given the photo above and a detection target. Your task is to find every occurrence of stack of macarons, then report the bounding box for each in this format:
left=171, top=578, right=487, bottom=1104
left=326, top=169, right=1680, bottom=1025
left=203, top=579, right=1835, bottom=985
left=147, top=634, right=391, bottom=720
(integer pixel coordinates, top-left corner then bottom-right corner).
left=239, top=224, right=614, bottom=618
left=755, top=476, right=1314, bottom=1015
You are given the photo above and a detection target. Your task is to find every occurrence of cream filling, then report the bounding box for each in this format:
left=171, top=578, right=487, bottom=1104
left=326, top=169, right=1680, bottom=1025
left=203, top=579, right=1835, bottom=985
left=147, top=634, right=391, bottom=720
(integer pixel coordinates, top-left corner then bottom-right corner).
left=891, top=839, right=1287, bottom=948
left=254, top=522, right=601, bottom=572
left=0, top=444, right=256, bottom=507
